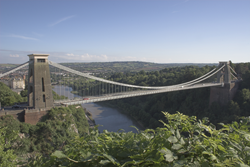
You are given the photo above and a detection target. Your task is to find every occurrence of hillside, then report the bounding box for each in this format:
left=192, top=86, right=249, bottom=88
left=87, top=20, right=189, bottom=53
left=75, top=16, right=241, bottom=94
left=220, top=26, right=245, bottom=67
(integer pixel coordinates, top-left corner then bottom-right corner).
left=60, top=61, right=217, bottom=73
left=0, top=61, right=217, bottom=74
left=0, top=105, right=89, bottom=156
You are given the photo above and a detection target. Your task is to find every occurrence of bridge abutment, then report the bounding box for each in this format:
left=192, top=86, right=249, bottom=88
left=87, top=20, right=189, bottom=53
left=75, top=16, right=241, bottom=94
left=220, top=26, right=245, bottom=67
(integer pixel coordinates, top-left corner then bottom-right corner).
left=24, top=108, right=48, bottom=125
left=0, top=108, right=48, bottom=125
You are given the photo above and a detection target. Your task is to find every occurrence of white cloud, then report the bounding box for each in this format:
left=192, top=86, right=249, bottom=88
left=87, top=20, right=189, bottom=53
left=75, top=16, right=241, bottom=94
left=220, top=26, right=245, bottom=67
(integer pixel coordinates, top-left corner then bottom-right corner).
left=0, top=49, right=221, bottom=64
left=106, top=55, right=157, bottom=62
left=80, top=53, right=108, bottom=61
left=9, top=54, right=19, bottom=57
left=49, top=15, right=75, bottom=27
left=9, top=34, right=38, bottom=40
left=60, top=53, right=109, bottom=62
left=66, top=53, right=75, bottom=56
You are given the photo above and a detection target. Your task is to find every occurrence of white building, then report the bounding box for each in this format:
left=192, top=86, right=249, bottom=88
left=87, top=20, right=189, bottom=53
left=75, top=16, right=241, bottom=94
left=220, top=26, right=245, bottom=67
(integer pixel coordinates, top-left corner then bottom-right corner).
left=8, top=77, right=25, bottom=89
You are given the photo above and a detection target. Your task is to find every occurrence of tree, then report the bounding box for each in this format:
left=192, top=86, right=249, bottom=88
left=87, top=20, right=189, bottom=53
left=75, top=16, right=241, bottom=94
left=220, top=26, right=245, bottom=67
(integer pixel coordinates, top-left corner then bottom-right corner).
left=0, top=127, right=18, bottom=167
left=228, top=101, right=241, bottom=116
left=0, top=82, right=24, bottom=106
left=229, top=60, right=235, bottom=69
left=2, top=96, right=16, bottom=106
left=20, top=90, right=28, bottom=97
left=241, top=71, right=250, bottom=89
left=235, top=88, right=250, bottom=106
left=138, top=70, right=145, bottom=75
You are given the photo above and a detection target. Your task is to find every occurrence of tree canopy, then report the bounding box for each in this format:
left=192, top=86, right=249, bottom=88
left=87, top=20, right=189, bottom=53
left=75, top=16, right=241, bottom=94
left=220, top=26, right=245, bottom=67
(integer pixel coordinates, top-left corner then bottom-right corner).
left=0, top=82, right=26, bottom=106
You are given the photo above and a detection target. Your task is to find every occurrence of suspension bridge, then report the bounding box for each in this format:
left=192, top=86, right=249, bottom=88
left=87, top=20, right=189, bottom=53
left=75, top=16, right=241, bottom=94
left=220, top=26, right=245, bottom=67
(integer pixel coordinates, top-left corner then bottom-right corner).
left=0, top=54, right=240, bottom=110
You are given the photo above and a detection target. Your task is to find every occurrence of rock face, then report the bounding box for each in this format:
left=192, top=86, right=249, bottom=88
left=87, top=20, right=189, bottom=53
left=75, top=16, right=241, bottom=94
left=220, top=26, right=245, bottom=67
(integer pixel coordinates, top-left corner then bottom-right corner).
left=18, top=133, right=29, bottom=139
left=70, top=124, right=79, bottom=134
left=18, top=133, right=25, bottom=139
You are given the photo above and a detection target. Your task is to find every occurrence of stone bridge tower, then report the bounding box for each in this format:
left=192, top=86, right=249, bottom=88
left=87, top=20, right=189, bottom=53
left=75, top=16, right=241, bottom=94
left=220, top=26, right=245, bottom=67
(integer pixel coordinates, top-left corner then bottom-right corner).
left=27, top=54, right=53, bottom=109
left=209, top=61, right=239, bottom=106
left=216, top=61, right=231, bottom=83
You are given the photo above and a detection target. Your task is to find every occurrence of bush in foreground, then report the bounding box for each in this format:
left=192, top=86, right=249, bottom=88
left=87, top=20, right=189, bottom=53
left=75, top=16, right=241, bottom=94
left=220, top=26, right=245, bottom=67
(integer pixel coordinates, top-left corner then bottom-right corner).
left=25, top=112, right=250, bottom=166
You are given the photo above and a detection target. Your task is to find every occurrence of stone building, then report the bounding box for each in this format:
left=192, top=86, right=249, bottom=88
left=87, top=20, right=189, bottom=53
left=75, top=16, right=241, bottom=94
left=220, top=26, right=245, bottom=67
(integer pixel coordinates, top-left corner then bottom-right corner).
left=8, top=76, right=25, bottom=89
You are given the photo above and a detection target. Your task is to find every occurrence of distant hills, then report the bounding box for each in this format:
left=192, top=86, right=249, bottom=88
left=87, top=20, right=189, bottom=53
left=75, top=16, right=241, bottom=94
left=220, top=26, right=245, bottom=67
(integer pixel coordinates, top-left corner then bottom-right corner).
left=60, top=61, right=218, bottom=73
left=0, top=61, right=218, bottom=73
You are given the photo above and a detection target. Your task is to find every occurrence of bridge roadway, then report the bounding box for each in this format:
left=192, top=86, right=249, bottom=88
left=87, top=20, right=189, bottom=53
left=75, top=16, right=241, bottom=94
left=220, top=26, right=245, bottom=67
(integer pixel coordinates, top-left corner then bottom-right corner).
left=54, top=82, right=223, bottom=105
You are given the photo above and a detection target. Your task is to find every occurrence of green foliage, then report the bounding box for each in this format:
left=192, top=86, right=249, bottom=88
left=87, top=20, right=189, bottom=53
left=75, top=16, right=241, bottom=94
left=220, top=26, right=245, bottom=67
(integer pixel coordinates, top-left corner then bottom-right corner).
left=20, top=89, right=28, bottom=97
left=25, top=112, right=250, bottom=166
left=68, top=105, right=89, bottom=135
left=0, top=115, right=21, bottom=140
left=52, top=90, right=68, bottom=100
left=0, top=82, right=25, bottom=106
left=0, top=105, right=89, bottom=156
left=0, top=127, right=18, bottom=167
left=28, top=106, right=89, bottom=154
left=235, top=88, right=250, bottom=116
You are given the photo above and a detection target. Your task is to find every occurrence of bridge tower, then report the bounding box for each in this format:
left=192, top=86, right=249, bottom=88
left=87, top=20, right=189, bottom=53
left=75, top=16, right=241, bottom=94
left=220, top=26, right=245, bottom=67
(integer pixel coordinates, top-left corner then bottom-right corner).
left=216, top=61, right=231, bottom=83
left=27, top=54, right=53, bottom=109
left=209, top=61, right=238, bottom=106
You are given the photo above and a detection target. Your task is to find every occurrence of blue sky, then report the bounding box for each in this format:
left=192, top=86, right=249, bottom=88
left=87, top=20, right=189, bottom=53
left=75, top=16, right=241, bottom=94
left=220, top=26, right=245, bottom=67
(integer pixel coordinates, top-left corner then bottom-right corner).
left=0, top=0, right=249, bottom=64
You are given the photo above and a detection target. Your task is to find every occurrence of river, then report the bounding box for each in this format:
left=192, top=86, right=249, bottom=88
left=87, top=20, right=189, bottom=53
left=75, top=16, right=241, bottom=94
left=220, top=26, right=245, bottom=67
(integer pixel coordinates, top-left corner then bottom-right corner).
left=53, top=85, right=143, bottom=133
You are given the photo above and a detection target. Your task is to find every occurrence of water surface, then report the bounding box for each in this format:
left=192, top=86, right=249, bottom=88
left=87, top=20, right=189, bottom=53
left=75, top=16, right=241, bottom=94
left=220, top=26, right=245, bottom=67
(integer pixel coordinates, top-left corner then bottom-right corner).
left=53, top=85, right=143, bottom=133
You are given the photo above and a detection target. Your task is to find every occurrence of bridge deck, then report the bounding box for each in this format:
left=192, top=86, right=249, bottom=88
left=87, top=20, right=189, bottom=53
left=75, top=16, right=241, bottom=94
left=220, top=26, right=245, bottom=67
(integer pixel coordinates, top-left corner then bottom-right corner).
left=55, top=83, right=223, bottom=105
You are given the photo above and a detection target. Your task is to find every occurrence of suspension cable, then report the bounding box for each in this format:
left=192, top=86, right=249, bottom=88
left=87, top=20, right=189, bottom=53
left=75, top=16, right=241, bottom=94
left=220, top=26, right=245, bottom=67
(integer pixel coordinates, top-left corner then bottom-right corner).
left=49, top=61, right=219, bottom=90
